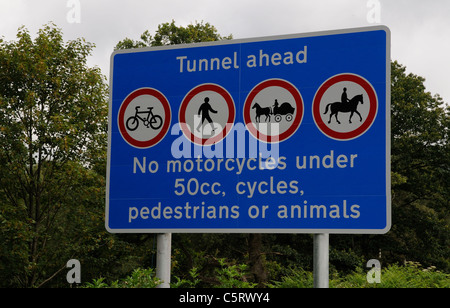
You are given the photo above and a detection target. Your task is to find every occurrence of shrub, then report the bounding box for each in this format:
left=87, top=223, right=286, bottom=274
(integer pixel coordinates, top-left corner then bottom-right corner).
left=84, top=260, right=449, bottom=288
left=273, top=262, right=450, bottom=288
left=83, top=268, right=161, bottom=288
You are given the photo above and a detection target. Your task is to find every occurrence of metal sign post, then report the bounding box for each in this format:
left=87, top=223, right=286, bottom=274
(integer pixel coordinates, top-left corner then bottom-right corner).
left=313, top=233, right=329, bottom=288
left=155, top=233, right=171, bottom=288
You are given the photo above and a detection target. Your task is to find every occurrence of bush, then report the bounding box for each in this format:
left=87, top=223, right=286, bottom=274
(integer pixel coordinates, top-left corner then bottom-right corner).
left=373, top=261, right=450, bottom=288
left=84, top=258, right=257, bottom=288
left=268, top=268, right=314, bottom=288
left=271, top=261, right=450, bottom=288
left=83, top=268, right=161, bottom=288
left=213, top=258, right=257, bottom=288
left=84, top=260, right=449, bottom=288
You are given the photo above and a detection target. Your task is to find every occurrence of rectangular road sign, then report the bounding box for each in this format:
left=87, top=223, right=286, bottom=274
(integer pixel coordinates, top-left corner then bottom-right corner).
left=106, top=26, right=391, bottom=234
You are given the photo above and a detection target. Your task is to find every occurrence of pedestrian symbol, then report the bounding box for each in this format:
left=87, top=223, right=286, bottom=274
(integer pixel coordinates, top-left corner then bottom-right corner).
left=196, top=97, right=218, bottom=133
left=179, top=83, right=235, bottom=146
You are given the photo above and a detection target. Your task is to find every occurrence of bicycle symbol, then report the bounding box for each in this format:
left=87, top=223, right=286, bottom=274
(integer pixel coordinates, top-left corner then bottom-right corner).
left=126, top=106, right=163, bottom=131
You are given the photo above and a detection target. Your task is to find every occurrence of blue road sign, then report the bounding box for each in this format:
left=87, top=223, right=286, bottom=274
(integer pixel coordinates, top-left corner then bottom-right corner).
left=106, top=26, right=391, bottom=234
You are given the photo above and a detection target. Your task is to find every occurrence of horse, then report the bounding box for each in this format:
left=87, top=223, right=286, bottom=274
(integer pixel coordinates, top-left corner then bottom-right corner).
left=323, top=94, right=364, bottom=124
left=252, top=102, right=271, bottom=122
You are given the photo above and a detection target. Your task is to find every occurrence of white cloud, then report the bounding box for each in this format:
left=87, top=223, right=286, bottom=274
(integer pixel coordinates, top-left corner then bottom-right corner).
left=382, top=0, right=450, bottom=101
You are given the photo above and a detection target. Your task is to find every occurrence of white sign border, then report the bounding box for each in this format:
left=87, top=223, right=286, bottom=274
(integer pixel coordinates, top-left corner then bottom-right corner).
left=106, top=25, right=391, bottom=234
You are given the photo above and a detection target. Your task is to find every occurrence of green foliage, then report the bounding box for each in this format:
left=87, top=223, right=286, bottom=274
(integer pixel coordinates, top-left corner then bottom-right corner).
left=83, top=259, right=257, bottom=288
left=172, top=267, right=201, bottom=288
left=333, top=261, right=450, bottom=288
left=268, top=268, right=314, bottom=288
left=115, top=20, right=232, bottom=50
left=214, top=258, right=257, bottom=288
left=376, top=261, right=450, bottom=288
left=0, top=23, right=109, bottom=287
left=387, top=61, right=450, bottom=270
left=84, top=268, right=162, bottom=288
left=173, top=253, right=257, bottom=288
left=329, top=248, right=365, bottom=273
left=84, top=261, right=450, bottom=288
left=268, top=262, right=449, bottom=288
left=83, top=277, right=109, bottom=288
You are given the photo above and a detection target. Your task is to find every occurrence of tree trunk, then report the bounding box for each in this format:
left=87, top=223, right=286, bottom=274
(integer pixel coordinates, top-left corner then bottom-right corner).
left=248, top=234, right=267, bottom=287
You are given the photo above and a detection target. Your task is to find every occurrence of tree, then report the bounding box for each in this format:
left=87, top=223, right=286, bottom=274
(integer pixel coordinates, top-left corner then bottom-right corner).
left=387, top=61, right=449, bottom=269
left=331, top=62, right=449, bottom=273
left=0, top=23, right=109, bottom=287
left=115, top=20, right=232, bottom=50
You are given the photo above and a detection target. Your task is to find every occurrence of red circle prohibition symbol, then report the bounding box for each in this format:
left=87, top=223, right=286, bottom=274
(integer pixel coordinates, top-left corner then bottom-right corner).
left=117, top=88, right=171, bottom=148
left=244, top=79, right=304, bottom=143
left=312, top=73, right=378, bottom=140
left=179, top=83, right=235, bottom=146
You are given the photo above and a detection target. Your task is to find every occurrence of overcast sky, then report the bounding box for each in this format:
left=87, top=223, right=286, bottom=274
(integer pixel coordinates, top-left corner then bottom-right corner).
left=1, top=0, right=449, bottom=103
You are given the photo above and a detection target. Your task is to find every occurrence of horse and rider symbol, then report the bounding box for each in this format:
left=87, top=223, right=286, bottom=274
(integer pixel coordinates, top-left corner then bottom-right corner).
left=323, top=87, right=365, bottom=125
left=312, top=73, right=378, bottom=141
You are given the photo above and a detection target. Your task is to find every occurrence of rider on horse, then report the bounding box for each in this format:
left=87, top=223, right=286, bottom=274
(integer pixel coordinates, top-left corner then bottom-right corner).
left=341, top=87, right=350, bottom=104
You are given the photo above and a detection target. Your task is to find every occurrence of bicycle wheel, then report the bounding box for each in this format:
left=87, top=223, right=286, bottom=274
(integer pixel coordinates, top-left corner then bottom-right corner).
left=150, top=115, right=163, bottom=130
left=126, top=116, right=139, bottom=131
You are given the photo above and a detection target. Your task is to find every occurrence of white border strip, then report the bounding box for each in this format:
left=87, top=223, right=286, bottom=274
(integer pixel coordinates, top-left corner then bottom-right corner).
left=106, top=26, right=391, bottom=234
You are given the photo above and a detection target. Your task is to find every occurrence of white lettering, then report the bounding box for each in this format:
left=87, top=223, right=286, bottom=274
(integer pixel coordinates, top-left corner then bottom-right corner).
left=177, top=52, right=239, bottom=73
left=128, top=202, right=240, bottom=222
left=133, top=157, right=159, bottom=173
left=177, top=47, right=308, bottom=73
left=296, top=46, right=307, bottom=63
left=249, top=47, right=308, bottom=68
left=176, top=56, right=187, bottom=72
left=296, top=151, right=358, bottom=169
left=276, top=200, right=361, bottom=220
